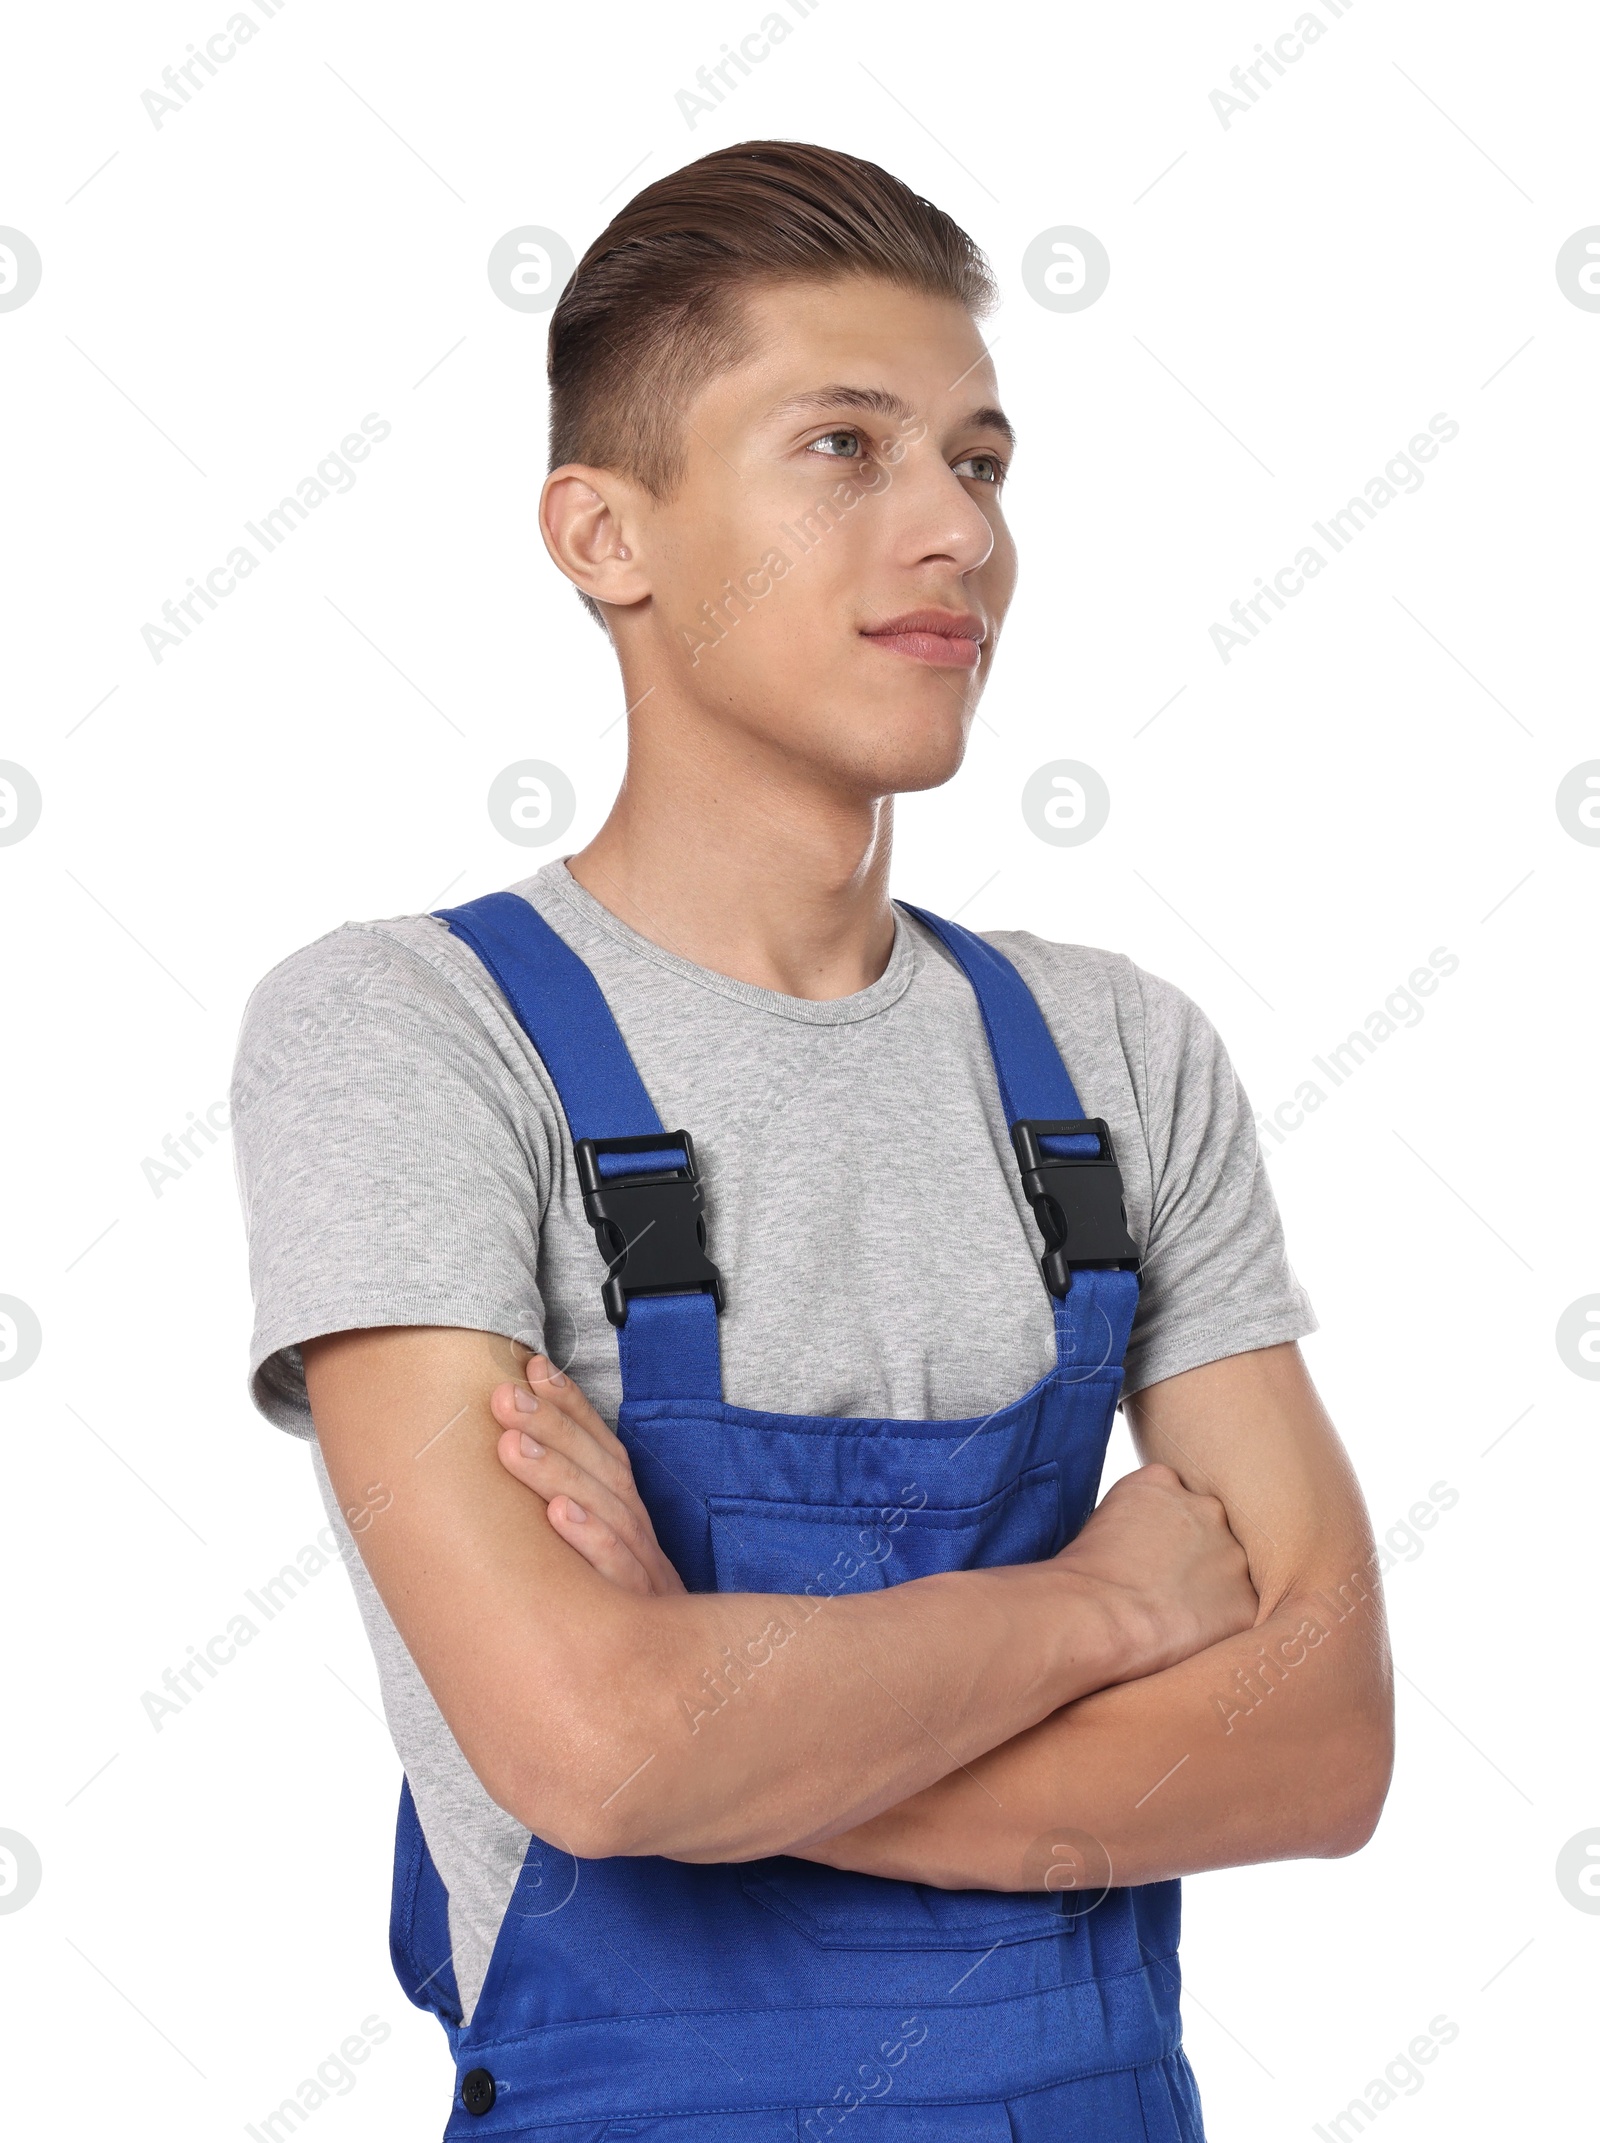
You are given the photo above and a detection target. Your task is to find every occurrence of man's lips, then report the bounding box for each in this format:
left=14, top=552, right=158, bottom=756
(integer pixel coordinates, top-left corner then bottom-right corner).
left=860, top=610, right=986, bottom=670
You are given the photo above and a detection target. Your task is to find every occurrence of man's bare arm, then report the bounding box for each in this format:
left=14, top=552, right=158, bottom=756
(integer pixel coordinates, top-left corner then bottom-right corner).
left=788, top=1343, right=1394, bottom=1887
left=303, top=1324, right=1256, bottom=1865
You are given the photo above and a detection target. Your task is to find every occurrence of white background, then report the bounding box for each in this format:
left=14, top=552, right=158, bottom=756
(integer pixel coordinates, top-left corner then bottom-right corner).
left=2, top=1, right=1595, bottom=2136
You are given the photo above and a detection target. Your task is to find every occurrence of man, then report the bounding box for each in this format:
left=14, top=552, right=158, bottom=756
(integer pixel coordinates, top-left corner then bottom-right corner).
left=232, top=141, right=1392, bottom=2141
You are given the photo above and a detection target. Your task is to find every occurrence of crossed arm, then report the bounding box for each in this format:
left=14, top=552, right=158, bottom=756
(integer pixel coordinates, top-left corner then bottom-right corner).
left=792, top=1344, right=1395, bottom=1889
left=304, top=1327, right=1392, bottom=1883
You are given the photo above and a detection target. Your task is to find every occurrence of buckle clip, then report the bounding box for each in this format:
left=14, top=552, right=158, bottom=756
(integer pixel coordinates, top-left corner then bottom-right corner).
left=1011, top=1118, right=1140, bottom=1298
left=573, top=1132, right=726, bottom=1330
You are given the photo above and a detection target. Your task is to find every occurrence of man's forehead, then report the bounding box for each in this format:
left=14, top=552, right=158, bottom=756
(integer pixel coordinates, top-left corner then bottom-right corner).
left=712, top=280, right=1000, bottom=403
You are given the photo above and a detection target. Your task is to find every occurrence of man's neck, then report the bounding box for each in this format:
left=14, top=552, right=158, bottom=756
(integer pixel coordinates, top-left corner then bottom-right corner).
left=564, top=711, right=897, bottom=1001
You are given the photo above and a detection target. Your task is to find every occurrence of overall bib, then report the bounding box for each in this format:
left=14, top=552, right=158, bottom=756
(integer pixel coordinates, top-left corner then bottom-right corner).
left=393, top=890, right=1206, bottom=2143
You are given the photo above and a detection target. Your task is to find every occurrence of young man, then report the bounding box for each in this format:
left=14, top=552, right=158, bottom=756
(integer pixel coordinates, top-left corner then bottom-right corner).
left=232, top=142, right=1392, bottom=2141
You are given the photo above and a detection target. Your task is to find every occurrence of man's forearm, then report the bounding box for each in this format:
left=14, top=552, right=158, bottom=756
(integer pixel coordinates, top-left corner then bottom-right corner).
left=591, top=1461, right=1259, bottom=1864
left=787, top=1567, right=1393, bottom=1890
left=311, top=1328, right=1240, bottom=1871
left=580, top=1561, right=1152, bottom=1861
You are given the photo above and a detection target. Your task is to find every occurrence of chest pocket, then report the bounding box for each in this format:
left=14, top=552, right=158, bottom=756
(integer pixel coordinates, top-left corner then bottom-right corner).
left=706, top=1461, right=1077, bottom=1950
left=706, top=1460, right=1065, bottom=1597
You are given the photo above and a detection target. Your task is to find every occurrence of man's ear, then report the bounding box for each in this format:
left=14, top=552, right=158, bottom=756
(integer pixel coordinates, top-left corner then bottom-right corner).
left=540, top=463, right=651, bottom=613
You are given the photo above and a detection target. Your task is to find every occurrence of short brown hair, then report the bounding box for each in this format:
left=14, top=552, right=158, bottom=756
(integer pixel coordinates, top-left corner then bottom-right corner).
left=547, top=140, right=996, bottom=625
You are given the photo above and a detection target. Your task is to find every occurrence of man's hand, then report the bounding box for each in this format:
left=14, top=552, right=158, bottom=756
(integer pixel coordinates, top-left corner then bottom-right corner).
left=1054, top=1463, right=1257, bottom=1676
left=490, top=1356, right=685, bottom=1596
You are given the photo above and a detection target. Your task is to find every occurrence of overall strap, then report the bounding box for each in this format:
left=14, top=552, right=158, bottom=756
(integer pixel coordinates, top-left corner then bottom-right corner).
left=431, top=890, right=723, bottom=1403
left=896, top=902, right=1141, bottom=1376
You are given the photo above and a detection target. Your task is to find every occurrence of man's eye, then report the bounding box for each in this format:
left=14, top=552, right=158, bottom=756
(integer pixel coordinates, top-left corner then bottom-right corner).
left=808, top=430, right=865, bottom=459
left=954, top=454, right=1005, bottom=485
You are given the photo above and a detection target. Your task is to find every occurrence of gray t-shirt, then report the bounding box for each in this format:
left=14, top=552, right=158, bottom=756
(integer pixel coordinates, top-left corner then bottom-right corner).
left=229, top=858, right=1316, bottom=2020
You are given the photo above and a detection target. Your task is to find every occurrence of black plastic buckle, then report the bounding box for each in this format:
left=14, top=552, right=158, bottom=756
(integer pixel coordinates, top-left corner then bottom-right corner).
left=573, top=1131, right=725, bottom=1329
left=1011, top=1118, right=1140, bottom=1298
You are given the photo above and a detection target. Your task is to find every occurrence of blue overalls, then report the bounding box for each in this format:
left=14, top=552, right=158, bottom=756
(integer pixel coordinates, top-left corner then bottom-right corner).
left=393, top=889, right=1207, bottom=2142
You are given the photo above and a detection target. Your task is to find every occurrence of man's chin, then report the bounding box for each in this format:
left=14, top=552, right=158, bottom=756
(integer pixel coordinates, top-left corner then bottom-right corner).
left=705, top=678, right=974, bottom=795
left=826, top=717, right=973, bottom=798
left=878, top=741, right=971, bottom=795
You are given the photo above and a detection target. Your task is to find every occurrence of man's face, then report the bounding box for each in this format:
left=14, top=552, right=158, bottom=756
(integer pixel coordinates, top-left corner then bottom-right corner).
left=614, top=276, right=1018, bottom=797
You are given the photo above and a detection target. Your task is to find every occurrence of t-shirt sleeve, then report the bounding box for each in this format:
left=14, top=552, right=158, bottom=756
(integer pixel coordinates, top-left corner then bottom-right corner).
left=1121, top=964, right=1317, bottom=1396
left=228, top=922, right=551, bottom=1438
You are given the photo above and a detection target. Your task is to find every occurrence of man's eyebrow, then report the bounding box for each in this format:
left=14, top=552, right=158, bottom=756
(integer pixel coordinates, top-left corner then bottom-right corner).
left=764, top=385, right=1017, bottom=449
left=963, top=404, right=1016, bottom=450
left=764, top=385, right=917, bottom=426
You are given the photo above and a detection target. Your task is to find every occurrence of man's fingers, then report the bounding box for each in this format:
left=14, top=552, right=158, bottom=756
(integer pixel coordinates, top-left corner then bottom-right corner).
left=525, top=1354, right=625, bottom=1455
left=491, top=1376, right=636, bottom=1503
left=495, top=1425, right=639, bottom=1539
left=492, top=1372, right=688, bottom=1597
left=494, top=1426, right=676, bottom=1590
left=518, top=1357, right=638, bottom=1483
left=545, top=1495, right=652, bottom=1596
left=496, top=1428, right=653, bottom=1590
